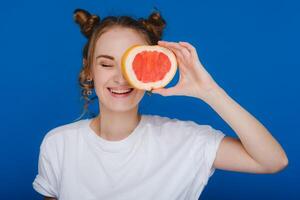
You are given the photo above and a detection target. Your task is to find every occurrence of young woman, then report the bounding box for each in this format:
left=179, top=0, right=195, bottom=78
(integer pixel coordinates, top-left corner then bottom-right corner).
left=32, top=8, right=288, bottom=200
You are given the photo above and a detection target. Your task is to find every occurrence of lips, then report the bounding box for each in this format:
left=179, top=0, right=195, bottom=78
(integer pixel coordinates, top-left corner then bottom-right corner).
left=107, top=87, right=134, bottom=97
left=108, top=87, right=133, bottom=90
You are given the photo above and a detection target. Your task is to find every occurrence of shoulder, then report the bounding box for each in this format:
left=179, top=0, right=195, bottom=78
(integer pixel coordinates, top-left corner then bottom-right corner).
left=40, top=119, right=88, bottom=153
left=145, top=114, right=219, bottom=139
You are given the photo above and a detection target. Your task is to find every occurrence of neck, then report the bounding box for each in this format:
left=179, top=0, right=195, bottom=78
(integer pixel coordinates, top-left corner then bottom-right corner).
left=90, top=106, right=141, bottom=141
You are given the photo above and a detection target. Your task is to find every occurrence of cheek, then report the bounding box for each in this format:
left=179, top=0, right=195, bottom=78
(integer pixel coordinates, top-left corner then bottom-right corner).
left=92, top=75, right=109, bottom=98
left=93, top=70, right=112, bottom=86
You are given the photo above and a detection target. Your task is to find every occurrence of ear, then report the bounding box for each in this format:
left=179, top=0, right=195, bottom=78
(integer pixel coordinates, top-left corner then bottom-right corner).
left=83, top=58, right=87, bottom=66
left=83, top=58, right=94, bottom=80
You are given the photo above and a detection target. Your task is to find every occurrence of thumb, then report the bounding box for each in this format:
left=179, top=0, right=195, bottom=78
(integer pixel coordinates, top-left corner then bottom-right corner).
left=151, top=88, right=165, bottom=96
left=151, top=87, right=176, bottom=96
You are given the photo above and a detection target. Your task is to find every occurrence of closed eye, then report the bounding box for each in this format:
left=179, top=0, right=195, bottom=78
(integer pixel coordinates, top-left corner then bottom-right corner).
left=101, top=64, right=113, bottom=67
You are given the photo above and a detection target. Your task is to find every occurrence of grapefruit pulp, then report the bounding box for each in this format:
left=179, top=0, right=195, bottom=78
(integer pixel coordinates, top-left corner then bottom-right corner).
left=121, top=45, right=177, bottom=91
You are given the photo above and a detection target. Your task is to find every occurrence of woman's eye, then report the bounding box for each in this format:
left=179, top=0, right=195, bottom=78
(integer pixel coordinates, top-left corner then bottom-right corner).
left=100, top=64, right=113, bottom=67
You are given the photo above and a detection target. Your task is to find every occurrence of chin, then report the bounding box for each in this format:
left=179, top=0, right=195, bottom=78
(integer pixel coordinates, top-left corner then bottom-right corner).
left=111, top=106, right=137, bottom=113
left=96, top=88, right=145, bottom=112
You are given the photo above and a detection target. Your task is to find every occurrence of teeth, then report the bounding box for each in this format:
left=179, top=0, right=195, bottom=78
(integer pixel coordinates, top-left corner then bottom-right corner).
left=109, top=88, right=132, bottom=94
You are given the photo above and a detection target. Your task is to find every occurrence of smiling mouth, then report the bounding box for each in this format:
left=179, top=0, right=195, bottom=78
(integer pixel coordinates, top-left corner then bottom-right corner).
left=107, top=87, right=134, bottom=95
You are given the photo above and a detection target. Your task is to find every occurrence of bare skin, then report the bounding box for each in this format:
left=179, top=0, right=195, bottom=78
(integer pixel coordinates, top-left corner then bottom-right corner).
left=43, top=27, right=289, bottom=200
left=87, top=27, right=147, bottom=141
left=152, top=40, right=288, bottom=173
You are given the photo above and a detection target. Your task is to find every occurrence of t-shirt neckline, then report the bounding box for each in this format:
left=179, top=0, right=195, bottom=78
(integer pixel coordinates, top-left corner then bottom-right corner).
left=84, top=114, right=147, bottom=153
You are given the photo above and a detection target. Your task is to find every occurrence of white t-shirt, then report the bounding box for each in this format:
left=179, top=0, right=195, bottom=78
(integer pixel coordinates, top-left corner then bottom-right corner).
left=32, top=114, right=225, bottom=200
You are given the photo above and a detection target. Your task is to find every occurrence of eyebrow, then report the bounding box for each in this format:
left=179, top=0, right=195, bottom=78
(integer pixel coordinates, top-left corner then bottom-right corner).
left=96, top=54, right=115, bottom=60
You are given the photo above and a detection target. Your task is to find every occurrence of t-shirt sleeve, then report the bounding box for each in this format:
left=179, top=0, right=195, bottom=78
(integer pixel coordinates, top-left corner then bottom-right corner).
left=190, top=123, right=226, bottom=186
left=32, top=135, right=60, bottom=198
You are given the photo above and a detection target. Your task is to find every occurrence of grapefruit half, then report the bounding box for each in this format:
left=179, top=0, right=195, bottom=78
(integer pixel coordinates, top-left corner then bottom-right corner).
left=121, top=45, right=177, bottom=91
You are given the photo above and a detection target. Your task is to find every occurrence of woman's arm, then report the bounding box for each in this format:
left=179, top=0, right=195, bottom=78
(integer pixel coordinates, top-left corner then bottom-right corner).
left=152, top=41, right=288, bottom=174
left=203, top=86, right=288, bottom=173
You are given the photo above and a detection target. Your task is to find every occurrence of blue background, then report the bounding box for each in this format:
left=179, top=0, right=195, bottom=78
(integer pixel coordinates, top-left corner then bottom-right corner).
left=1, top=0, right=299, bottom=199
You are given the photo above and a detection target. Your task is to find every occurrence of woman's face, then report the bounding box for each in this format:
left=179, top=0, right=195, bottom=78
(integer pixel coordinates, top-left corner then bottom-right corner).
left=90, top=27, right=147, bottom=112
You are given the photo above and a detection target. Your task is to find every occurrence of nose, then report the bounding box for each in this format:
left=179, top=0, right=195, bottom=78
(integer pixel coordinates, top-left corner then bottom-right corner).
left=113, top=67, right=129, bottom=85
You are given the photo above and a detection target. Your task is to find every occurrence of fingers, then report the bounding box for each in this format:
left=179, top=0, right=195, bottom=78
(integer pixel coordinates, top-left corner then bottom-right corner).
left=178, top=41, right=199, bottom=59
left=158, top=41, right=191, bottom=61
left=158, top=40, right=199, bottom=65
left=157, top=40, right=204, bottom=78
left=151, top=86, right=178, bottom=96
left=178, top=41, right=206, bottom=72
left=158, top=41, right=188, bottom=74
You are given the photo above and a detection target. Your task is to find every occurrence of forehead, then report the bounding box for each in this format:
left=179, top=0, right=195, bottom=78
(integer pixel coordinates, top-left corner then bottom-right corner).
left=94, top=27, right=148, bottom=60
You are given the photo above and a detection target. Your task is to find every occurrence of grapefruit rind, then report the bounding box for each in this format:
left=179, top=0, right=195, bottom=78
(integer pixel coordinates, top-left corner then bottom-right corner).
left=121, top=45, right=178, bottom=91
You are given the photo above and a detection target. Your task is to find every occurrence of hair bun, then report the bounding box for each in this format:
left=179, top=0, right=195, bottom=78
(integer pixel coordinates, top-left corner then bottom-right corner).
left=73, top=8, right=101, bottom=38
left=139, top=10, right=166, bottom=40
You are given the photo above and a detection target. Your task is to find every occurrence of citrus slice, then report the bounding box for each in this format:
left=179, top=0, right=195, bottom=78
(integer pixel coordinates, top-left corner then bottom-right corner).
left=121, top=45, right=177, bottom=91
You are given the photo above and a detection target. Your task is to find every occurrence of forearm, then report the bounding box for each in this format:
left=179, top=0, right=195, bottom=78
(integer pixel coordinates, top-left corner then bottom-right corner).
left=201, top=86, right=288, bottom=171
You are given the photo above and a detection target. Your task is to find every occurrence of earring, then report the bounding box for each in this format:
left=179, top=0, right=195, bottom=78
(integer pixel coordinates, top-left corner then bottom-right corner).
left=86, top=77, right=93, bottom=96
left=86, top=77, right=93, bottom=84
left=86, top=90, right=92, bottom=96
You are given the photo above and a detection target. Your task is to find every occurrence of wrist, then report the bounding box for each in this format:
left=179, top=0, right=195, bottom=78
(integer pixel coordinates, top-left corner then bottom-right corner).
left=200, top=85, right=227, bottom=105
